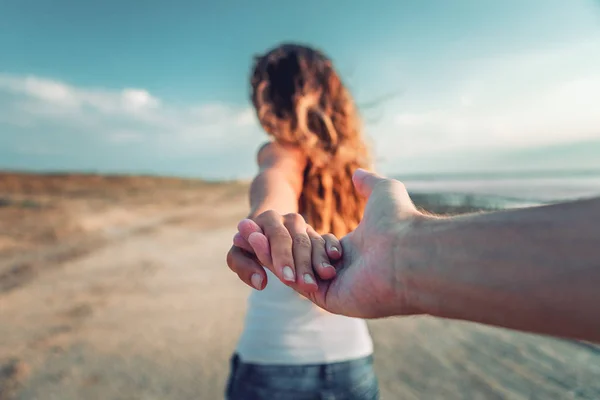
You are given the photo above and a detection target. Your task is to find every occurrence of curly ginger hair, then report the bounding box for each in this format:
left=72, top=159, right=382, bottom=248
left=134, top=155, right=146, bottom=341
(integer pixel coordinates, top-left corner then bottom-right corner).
left=250, top=43, right=372, bottom=237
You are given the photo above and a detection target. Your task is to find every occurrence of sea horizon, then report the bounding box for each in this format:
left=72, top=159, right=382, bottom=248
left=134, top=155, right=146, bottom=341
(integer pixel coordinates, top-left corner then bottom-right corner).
left=397, top=168, right=600, bottom=208
left=2, top=166, right=599, bottom=208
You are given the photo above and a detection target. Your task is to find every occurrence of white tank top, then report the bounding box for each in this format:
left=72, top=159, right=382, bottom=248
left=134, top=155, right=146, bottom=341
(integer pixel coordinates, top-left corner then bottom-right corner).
left=236, top=269, right=373, bottom=365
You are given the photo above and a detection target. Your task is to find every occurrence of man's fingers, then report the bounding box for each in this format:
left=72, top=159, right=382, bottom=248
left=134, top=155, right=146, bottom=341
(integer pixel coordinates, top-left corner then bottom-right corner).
left=284, top=214, right=317, bottom=292
left=352, top=168, right=385, bottom=198
left=322, top=233, right=343, bottom=261
left=307, top=227, right=336, bottom=280
left=353, top=169, right=416, bottom=213
left=226, top=245, right=268, bottom=290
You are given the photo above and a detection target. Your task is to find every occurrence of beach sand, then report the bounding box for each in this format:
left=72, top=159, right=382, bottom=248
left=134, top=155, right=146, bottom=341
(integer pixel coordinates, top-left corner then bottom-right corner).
left=1, top=172, right=599, bottom=400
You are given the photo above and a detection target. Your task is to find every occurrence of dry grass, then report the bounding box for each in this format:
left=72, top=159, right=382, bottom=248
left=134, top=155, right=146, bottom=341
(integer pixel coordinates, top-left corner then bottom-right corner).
left=0, top=171, right=494, bottom=295
left=0, top=172, right=246, bottom=256
left=0, top=172, right=493, bottom=258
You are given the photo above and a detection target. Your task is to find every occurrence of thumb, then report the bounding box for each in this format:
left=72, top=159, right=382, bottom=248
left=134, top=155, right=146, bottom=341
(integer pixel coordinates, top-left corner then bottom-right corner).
left=352, top=168, right=386, bottom=198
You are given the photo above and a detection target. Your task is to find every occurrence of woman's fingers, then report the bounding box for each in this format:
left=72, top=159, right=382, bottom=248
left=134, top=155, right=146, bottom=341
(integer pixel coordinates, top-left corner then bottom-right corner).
left=323, top=233, right=343, bottom=261
left=307, top=227, right=337, bottom=280
left=234, top=212, right=343, bottom=291
left=255, top=211, right=296, bottom=284
left=247, top=232, right=271, bottom=267
left=238, top=218, right=263, bottom=237
left=234, top=224, right=272, bottom=267
left=283, top=214, right=317, bottom=292
left=237, top=218, right=272, bottom=267
left=226, top=245, right=267, bottom=290
left=233, top=232, right=254, bottom=253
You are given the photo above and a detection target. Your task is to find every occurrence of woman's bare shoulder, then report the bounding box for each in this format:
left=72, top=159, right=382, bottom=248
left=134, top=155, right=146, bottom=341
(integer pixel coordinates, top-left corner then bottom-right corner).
left=256, top=141, right=306, bottom=169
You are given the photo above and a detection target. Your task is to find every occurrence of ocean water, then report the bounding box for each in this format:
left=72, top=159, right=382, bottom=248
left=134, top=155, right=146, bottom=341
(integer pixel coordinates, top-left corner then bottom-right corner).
left=396, top=171, right=600, bottom=209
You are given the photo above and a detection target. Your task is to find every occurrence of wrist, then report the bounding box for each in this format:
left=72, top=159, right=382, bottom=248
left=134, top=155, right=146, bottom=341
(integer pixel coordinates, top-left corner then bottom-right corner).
left=391, top=212, right=448, bottom=316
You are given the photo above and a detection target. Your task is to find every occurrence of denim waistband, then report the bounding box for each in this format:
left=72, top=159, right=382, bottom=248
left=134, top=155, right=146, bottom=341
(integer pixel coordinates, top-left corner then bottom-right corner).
left=233, top=353, right=374, bottom=380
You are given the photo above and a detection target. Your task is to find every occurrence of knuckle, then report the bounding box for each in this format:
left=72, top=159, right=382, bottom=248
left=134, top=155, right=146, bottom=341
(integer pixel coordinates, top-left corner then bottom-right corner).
left=322, top=233, right=337, bottom=243
left=293, top=233, right=311, bottom=249
left=292, top=213, right=306, bottom=224
left=283, top=212, right=294, bottom=221
left=270, top=226, right=292, bottom=242
left=310, top=235, right=326, bottom=247
left=263, top=209, right=278, bottom=218
left=259, top=209, right=279, bottom=222
left=283, top=213, right=306, bottom=229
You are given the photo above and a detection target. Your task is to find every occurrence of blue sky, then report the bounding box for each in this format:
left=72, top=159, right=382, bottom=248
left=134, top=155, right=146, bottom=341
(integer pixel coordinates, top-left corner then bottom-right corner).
left=1, top=0, right=599, bottom=179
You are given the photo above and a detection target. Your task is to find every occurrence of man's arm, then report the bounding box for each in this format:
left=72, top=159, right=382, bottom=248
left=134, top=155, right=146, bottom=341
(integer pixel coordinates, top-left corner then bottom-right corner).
left=406, top=197, right=600, bottom=342
left=230, top=168, right=600, bottom=342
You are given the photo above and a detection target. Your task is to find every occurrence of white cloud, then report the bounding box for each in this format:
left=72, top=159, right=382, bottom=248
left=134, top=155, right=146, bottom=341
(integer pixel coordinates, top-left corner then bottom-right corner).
left=0, top=75, right=161, bottom=115
left=391, top=74, right=600, bottom=150
left=235, top=107, right=257, bottom=127
left=0, top=73, right=261, bottom=156
left=23, top=76, right=75, bottom=103
left=378, top=39, right=600, bottom=164
left=2, top=33, right=600, bottom=178
left=121, top=88, right=160, bottom=111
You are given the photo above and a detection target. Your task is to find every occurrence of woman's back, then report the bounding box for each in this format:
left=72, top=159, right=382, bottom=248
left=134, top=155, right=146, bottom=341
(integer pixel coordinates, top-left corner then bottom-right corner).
left=237, top=42, right=374, bottom=363
left=237, top=268, right=372, bottom=364
left=250, top=43, right=371, bottom=239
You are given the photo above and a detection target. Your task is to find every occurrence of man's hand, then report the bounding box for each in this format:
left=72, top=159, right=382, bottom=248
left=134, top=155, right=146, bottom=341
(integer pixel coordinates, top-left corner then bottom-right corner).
left=229, top=168, right=430, bottom=318
left=303, top=168, right=428, bottom=318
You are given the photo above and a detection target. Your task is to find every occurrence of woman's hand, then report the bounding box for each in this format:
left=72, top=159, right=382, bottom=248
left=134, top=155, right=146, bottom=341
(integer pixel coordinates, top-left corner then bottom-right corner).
left=229, top=169, right=427, bottom=318
left=226, top=211, right=342, bottom=293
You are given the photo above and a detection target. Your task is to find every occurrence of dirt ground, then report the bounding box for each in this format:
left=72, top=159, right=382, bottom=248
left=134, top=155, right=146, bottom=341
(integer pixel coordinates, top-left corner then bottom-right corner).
left=1, top=172, right=599, bottom=400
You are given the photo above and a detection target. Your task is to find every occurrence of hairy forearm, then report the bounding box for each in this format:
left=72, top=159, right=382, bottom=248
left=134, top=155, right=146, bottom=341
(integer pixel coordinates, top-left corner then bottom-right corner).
left=247, top=169, right=298, bottom=219
left=404, top=197, right=600, bottom=342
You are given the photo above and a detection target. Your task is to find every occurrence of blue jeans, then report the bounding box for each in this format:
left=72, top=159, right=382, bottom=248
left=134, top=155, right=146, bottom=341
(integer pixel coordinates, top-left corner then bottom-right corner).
left=225, top=354, right=379, bottom=400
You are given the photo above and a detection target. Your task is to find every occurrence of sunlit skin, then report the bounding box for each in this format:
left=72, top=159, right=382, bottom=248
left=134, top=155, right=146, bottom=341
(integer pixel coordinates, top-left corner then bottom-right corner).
left=232, top=169, right=600, bottom=343
left=226, top=43, right=373, bottom=295
left=234, top=168, right=416, bottom=318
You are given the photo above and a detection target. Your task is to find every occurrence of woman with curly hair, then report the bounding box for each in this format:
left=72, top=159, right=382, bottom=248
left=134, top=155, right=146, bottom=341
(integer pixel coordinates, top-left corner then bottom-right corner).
left=225, top=43, right=379, bottom=399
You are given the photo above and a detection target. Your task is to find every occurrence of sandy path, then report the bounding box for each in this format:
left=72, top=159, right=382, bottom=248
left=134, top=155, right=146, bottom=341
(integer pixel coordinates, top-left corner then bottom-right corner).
left=1, top=199, right=600, bottom=399
left=1, top=200, right=250, bottom=400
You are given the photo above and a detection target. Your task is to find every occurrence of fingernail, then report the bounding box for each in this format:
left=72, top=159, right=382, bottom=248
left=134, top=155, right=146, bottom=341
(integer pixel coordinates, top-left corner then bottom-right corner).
left=330, top=246, right=339, bottom=253
left=251, top=273, right=263, bottom=290
left=282, top=266, right=295, bottom=282
left=304, top=274, right=315, bottom=285
left=322, top=262, right=335, bottom=270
